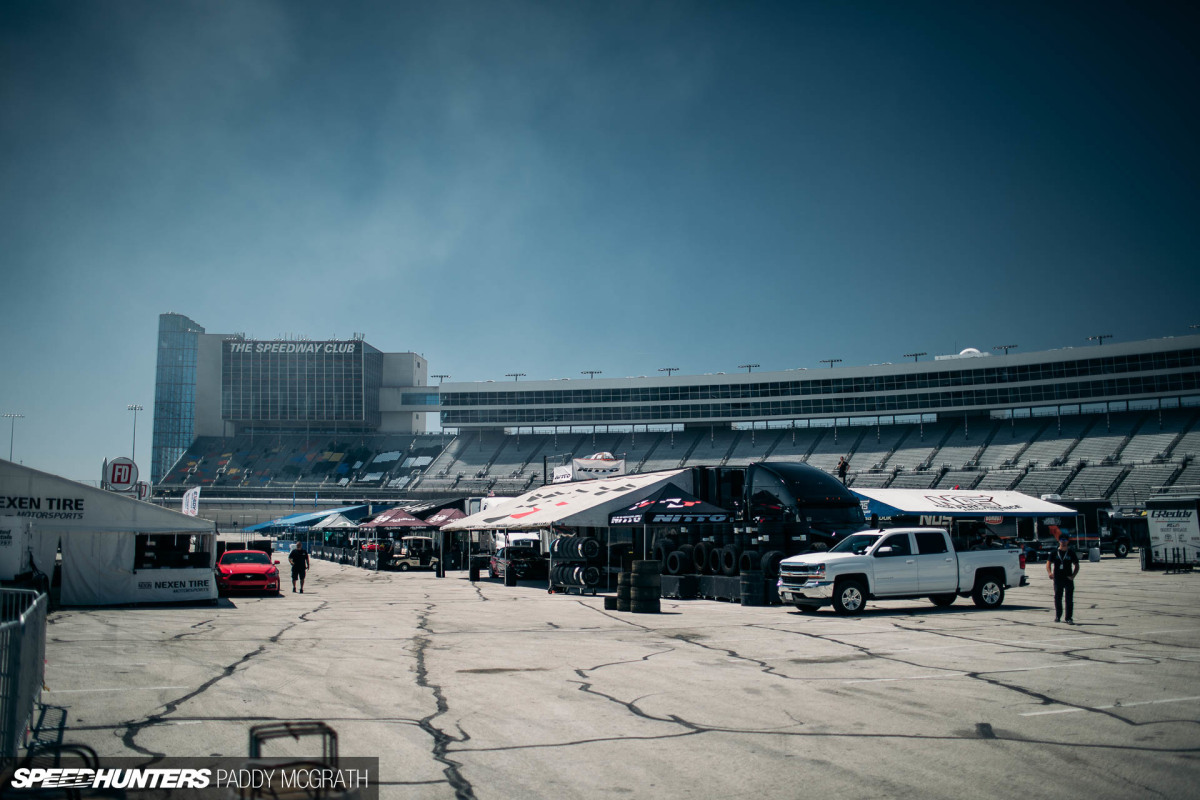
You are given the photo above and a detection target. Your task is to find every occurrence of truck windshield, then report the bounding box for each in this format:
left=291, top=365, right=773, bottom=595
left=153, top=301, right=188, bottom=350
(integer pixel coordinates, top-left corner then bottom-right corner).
left=828, top=533, right=880, bottom=555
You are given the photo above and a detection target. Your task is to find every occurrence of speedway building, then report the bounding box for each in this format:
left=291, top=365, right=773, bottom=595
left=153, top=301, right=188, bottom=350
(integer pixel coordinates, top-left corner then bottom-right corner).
left=152, top=313, right=1200, bottom=524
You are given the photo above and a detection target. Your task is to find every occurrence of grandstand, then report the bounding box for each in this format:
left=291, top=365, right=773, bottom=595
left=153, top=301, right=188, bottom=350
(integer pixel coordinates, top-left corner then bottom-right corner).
left=152, top=331, right=1200, bottom=509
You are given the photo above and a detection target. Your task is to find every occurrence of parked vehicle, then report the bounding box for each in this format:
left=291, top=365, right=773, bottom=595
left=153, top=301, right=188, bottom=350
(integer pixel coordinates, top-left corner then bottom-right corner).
left=777, top=527, right=1027, bottom=614
left=1056, top=498, right=1131, bottom=558
left=390, top=535, right=439, bottom=571
left=215, top=549, right=281, bottom=595
left=490, top=546, right=547, bottom=580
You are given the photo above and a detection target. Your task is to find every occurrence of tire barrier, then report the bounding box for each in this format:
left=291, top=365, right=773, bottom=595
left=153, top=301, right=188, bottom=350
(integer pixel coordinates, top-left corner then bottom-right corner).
left=652, top=539, right=676, bottom=567
left=720, top=545, right=741, bottom=577
left=631, top=560, right=661, bottom=575
left=629, top=561, right=662, bottom=613
left=693, top=541, right=713, bottom=573
left=738, top=550, right=761, bottom=574
left=550, top=564, right=601, bottom=587
left=631, top=598, right=661, bottom=614
left=707, top=546, right=723, bottom=576
left=665, top=550, right=689, bottom=575
left=677, top=574, right=699, bottom=599
left=740, top=570, right=766, bottom=606
left=759, top=550, right=786, bottom=579
left=603, top=596, right=619, bottom=610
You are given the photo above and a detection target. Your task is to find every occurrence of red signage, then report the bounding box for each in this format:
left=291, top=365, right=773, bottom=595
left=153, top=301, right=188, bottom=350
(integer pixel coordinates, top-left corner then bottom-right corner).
left=106, top=457, right=139, bottom=492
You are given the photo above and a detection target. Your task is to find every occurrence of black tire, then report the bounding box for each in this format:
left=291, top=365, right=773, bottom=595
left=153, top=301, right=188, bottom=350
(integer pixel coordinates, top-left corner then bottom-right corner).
left=930, top=594, right=956, bottom=607
left=630, top=574, right=661, bottom=589
left=582, top=566, right=601, bottom=587
left=708, top=547, right=723, bottom=575
left=971, top=575, right=1005, bottom=608
left=579, top=537, right=601, bottom=559
left=665, top=550, right=687, bottom=576
left=760, top=550, right=786, bottom=579
left=603, top=596, right=618, bottom=610
left=693, top=542, right=713, bottom=573
left=1114, top=540, right=1129, bottom=559
left=504, top=568, right=517, bottom=587
left=630, top=587, right=661, bottom=602
left=721, top=545, right=742, bottom=577
left=1141, top=547, right=1152, bottom=571
left=399, top=562, right=410, bottom=572
left=632, top=560, right=661, bottom=575
left=630, top=599, right=660, bottom=614
left=739, top=550, right=761, bottom=573
left=832, top=579, right=868, bottom=615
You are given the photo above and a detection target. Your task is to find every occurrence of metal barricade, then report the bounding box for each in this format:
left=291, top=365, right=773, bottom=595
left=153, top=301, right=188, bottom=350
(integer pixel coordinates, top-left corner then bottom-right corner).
left=1, top=588, right=48, bottom=762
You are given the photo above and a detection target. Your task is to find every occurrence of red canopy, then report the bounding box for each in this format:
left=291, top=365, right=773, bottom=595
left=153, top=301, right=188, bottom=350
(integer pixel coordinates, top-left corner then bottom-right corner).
left=360, top=507, right=430, bottom=528
left=424, top=508, right=466, bottom=527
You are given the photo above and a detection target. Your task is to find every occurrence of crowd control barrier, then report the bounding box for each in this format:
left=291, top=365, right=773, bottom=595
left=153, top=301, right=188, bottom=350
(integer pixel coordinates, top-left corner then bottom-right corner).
left=1, top=588, right=48, bottom=763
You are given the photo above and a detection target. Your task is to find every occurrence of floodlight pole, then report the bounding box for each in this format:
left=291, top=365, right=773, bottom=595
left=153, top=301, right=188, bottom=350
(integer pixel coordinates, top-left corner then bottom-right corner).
left=659, top=367, right=679, bottom=377
left=738, top=363, right=759, bottom=373
left=1087, top=334, right=1112, bottom=346
left=581, top=370, right=602, bottom=379
left=903, top=352, right=926, bottom=363
left=127, top=404, right=143, bottom=462
left=3, top=413, right=23, bottom=461
left=993, top=344, right=1018, bottom=355
left=820, top=359, right=842, bottom=368
left=505, top=373, right=526, bottom=381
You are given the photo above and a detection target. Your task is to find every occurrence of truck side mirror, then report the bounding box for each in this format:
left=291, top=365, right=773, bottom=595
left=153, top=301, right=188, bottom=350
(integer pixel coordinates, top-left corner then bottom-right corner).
left=875, top=546, right=893, bottom=556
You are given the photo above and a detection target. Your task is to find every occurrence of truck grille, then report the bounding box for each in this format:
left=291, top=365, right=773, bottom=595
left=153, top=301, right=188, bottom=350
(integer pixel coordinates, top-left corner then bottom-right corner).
left=779, top=566, right=821, bottom=586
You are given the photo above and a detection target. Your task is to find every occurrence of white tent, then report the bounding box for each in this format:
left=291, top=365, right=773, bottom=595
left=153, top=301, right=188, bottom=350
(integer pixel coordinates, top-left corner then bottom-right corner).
left=310, top=513, right=359, bottom=530
left=443, top=470, right=689, bottom=532
left=850, top=488, right=1077, bottom=518
left=0, top=459, right=217, bottom=606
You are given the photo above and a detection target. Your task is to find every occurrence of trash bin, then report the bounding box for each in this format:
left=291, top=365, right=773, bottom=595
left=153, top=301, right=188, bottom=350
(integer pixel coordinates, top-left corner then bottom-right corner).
left=1088, top=547, right=1101, bottom=562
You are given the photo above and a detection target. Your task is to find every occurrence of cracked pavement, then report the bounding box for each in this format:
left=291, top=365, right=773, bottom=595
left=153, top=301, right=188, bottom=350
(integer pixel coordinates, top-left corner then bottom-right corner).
left=38, top=557, right=1200, bottom=799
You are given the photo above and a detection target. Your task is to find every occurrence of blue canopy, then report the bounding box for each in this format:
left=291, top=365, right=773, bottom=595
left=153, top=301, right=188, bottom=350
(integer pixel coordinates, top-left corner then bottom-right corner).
left=243, top=504, right=376, bottom=533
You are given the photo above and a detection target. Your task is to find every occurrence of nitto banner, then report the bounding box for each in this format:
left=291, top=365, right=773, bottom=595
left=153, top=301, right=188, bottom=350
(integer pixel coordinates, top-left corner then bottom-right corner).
left=571, top=457, right=626, bottom=480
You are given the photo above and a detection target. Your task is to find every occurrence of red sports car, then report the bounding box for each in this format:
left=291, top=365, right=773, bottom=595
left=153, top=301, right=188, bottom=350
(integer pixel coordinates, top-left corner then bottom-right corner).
left=215, top=550, right=281, bottom=595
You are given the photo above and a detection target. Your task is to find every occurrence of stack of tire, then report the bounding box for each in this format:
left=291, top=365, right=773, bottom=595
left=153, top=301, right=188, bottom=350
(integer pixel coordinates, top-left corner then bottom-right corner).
left=614, top=561, right=661, bottom=613
left=551, top=563, right=601, bottom=588
left=551, top=536, right=601, bottom=560
left=629, top=560, right=661, bottom=613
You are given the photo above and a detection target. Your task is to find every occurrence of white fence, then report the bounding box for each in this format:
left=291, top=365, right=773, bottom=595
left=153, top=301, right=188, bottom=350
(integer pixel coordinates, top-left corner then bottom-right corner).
left=1, top=589, right=48, bottom=762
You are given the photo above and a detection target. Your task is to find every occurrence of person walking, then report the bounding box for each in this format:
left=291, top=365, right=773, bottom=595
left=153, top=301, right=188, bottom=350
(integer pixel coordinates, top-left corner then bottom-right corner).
left=1046, top=533, right=1080, bottom=623
left=289, top=543, right=311, bottom=593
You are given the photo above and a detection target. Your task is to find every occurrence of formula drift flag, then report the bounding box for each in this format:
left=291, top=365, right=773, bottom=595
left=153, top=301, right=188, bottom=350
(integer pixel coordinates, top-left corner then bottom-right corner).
left=181, top=486, right=201, bottom=517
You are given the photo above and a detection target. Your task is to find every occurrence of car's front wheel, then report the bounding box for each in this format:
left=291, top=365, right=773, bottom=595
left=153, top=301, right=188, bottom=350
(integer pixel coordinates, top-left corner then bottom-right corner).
left=832, top=579, right=867, bottom=615
left=1114, top=541, right=1129, bottom=559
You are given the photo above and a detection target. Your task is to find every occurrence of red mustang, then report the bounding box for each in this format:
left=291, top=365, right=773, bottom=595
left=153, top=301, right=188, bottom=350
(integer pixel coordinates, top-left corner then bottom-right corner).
left=215, top=550, right=281, bottom=595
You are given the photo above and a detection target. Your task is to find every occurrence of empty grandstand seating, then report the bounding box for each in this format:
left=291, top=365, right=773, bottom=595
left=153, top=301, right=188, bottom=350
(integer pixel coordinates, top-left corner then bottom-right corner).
left=1069, top=413, right=1140, bottom=466
left=932, top=421, right=988, bottom=469
left=764, top=427, right=824, bottom=463
left=885, top=422, right=951, bottom=471
left=806, top=427, right=864, bottom=472
left=936, top=469, right=983, bottom=490
left=1121, top=412, right=1192, bottom=463
left=639, top=429, right=704, bottom=472
left=1167, top=414, right=1200, bottom=459
left=850, top=425, right=912, bottom=470
left=848, top=471, right=892, bottom=488
left=1020, top=415, right=1094, bottom=467
left=722, top=428, right=784, bottom=467
left=973, top=469, right=1023, bottom=491
left=1062, top=465, right=1128, bottom=498
left=975, top=419, right=1047, bottom=469
left=1013, top=468, right=1073, bottom=497
left=1110, top=463, right=1182, bottom=505
left=888, top=471, right=940, bottom=489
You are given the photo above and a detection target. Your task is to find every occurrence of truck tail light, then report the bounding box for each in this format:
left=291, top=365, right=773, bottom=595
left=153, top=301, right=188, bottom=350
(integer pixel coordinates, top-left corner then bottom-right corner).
left=1019, top=553, right=1027, bottom=570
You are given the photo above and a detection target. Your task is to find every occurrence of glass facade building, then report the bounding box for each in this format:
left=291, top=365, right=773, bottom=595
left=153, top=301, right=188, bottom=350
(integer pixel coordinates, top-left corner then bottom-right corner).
left=221, top=340, right=383, bottom=432
left=151, top=313, right=205, bottom=484
left=440, top=340, right=1200, bottom=429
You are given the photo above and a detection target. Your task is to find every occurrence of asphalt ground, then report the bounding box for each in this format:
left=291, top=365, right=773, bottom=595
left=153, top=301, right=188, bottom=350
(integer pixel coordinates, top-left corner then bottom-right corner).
left=36, top=555, right=1200, bottom=800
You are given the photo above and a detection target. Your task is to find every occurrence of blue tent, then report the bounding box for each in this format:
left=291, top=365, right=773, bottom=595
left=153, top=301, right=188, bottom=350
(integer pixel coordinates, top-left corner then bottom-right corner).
left=243, top=504, right=377, bottom=533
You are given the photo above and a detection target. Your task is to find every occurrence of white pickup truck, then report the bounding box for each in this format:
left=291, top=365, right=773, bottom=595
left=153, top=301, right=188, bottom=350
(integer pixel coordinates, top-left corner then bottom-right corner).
left=777, top=527, right=1028, bottom=614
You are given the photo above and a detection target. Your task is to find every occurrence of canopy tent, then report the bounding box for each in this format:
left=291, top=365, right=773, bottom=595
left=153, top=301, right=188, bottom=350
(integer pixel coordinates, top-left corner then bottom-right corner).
left=424, top=508, right=466, bottom=527
left=0, top=458, right=216, bottom=605
left=310, top=513, right=358, bottom=530
left=360, top=507, right=430, bottom=529
left=608, top=483, right=731, bottom=526
left=850, top=488, right=1076, bottom=519
left=243, top=504, right=375, bottom=533
left=443, top=470, right=688, bottom=532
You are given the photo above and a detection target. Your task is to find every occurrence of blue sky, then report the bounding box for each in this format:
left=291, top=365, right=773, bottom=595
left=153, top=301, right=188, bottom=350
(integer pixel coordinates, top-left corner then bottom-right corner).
left=2, top=1, right=1198, bottom=482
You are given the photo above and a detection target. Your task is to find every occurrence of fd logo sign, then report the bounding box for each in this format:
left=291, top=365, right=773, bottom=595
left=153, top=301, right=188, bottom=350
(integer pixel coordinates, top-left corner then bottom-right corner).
left=106, top=457, right=139, bottom=492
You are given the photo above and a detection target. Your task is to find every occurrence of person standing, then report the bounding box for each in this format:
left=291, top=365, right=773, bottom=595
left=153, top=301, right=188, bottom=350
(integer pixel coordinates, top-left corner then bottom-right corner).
left=1046, top=534, right=1080, bottom=623
left=836, top=456, right=849, bottom=485
left=289, top=544, right=311, bottom=593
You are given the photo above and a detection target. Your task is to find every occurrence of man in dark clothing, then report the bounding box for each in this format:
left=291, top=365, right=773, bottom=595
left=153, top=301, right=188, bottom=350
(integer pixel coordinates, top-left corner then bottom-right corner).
left=1046, top=534, right=1080, bottom=623
left=289, top=545, right=311, bottom=593
left=836, top=457, right=849, bottom=485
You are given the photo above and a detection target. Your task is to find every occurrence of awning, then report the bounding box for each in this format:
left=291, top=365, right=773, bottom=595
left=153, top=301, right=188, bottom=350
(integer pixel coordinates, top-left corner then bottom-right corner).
left=424, top=508, right=466, bottom=527
left=0, top=458, right=214, bottom=534
left=608, top=483, right=731, bottom=526
left=360, top=507, right=429, bottom=529
left=310, top=513, right=359, bottom=530
left=243, top=504, right=374, bottom=533
left=850, top=488, right=1077, bottom=518
left=443, top=470, right=688, bottom=532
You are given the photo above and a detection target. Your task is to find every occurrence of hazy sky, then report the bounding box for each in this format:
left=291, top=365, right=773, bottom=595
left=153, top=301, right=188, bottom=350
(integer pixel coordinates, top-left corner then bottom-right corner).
left=2, top=1, right=1198, bottom=482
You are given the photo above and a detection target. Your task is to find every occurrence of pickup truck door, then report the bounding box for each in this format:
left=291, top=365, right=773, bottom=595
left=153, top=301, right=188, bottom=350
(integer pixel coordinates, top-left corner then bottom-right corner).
left=914, top=531, right=958, bottom=593
left=871, top=532, right=919, bottom=595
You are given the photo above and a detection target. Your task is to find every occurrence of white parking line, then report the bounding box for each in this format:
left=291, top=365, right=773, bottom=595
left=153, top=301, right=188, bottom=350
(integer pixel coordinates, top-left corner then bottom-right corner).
left=45, top=686, right=191, bottom=694
left=844, top=661, right=1093, bottom=684
left=1020, top=695, right=1200, bottom=716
